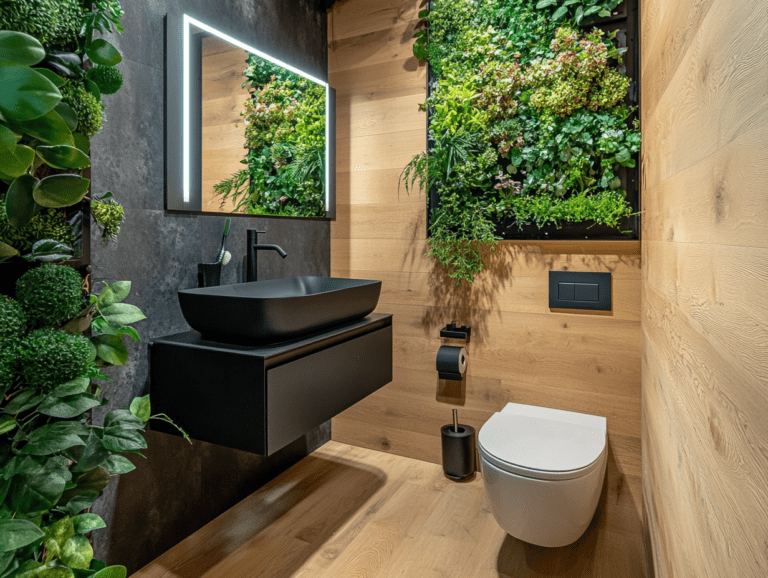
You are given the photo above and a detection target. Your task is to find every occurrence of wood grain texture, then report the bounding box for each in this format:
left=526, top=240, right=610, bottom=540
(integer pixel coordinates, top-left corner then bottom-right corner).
left=130, top=441, right=645, bottom=578
left=328, top=0, right=645, bottom=575
left=641, top=0, right=768, bottom=575
left=200, top=40, right=250, bottom=213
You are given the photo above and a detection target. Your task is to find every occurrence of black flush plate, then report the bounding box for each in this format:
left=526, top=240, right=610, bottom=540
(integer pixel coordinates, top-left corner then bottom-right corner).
left=549, top=271, right=612, bottom=311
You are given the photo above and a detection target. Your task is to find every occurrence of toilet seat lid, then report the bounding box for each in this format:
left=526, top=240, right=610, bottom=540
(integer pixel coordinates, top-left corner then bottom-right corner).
left=478, top=411, right=606, bottom=481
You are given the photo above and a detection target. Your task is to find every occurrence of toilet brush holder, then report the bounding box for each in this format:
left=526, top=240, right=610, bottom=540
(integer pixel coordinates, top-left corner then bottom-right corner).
left=441, top=410, right=476, bottom=480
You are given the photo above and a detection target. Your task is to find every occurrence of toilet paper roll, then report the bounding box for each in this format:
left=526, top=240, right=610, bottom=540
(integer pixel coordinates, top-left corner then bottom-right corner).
left=436, top=346, right=467, bottom=381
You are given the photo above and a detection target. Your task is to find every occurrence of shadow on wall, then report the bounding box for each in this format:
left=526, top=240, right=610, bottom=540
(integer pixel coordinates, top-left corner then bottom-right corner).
left=131, top=452, right=387, bottom=578
left=497, top=439, right=644, bottom=577
left=101, top=427, right=331, bottom=573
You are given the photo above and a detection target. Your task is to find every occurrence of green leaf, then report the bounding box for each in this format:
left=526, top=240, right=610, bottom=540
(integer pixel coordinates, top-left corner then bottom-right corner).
left=0, top=31, right=45, bottom=66
left=3, top=389, right=45, bottom=414
left=42, top=517, right=74, bottom=563
left=38, top=393, right=101, bottom=419
left=0, top=241, right=20, bottom=261
left=0, top=135, right=35, bottom=182
left=71, top=514, right=105, bottom=535
left=0, top=65, right=61, bottom=121
left=17, top=563, right=76, bottom=577
left=10, top=464, right=67, bottom=514
left=0, top=416, right=16, bottom=435
left=72, top=434, right=110, bottom=473
left=97, top=281, right=131, bottom=306
left=102, top=425, right=146, bottom=454
left=99, top=303, right=145, bottom=326
left=91, top=334, right=128, bottom=366
left=0, top=519, right=44, bottom=553
left=34, top=68, right=66, bottom=88
left=61, top=534, right=93, bottom=570
left=575, top=6, right=584, bottom=23
left=25, top=239, right=75, bottom=263
left=50, top=378, right=90, bottom=397
left=535, top=0, right=557, bottom=8
left=552, top=6, right=569, bottom=20
left=12, top=108, right=74, bottom=145
left=84, top=79, right=101, bottom=103
left=103, top=456, right=135, bottom=475
left=104, top=410, right=144, bottom=432
left=598, top=8, right=611, bottom=16
left=20, top=428, right=86, bottom=456
left=60, top=468, right=109, bottom=503
left=91, top=567, right=126, bottom=578
left=129, top=396, right=151, bottom=424
left=85, top=40, right=122, bottom=67
left=5, top=174, right=39, bottom=229
left=36, top=145, right=90, bottom=170
left=33, top=175, right=90, bottom=208
left=53, top=102, right=78, bottom=131
left=73, top=132, right=90, bottom=154
left=63, top=492, right=99, bottom=517
left=417, top=9, right=429, bottom=18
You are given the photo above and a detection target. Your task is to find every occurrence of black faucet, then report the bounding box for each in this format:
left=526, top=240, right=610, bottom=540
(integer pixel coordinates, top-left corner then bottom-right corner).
left=246, top=230, right=287, bottom=282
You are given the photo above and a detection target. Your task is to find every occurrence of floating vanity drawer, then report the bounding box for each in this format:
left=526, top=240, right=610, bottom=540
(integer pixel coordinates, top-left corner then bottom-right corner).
left=266, top=325, right=392, bottom=454
left=149, top=314, right=393, bottom=456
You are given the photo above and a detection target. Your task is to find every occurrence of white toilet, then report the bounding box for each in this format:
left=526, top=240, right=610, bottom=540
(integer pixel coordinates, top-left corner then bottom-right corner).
left=478, top=402, right=607, bottom=548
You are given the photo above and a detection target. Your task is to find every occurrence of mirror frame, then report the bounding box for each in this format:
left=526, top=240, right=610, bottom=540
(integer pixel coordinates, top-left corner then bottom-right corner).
left=165, top=13, right=336, bottom=218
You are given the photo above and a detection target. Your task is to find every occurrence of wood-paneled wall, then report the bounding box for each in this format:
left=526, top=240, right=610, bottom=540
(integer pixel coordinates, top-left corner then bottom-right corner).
left=640, top=0, right=768, bottom=576
left=328, top=0, right=645, bottom=573
left=201, top=38, right=249, bottom=213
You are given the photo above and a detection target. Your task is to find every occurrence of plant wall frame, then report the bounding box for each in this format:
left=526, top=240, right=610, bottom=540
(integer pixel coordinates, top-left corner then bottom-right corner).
left=406, top=0, right=641, bottom=282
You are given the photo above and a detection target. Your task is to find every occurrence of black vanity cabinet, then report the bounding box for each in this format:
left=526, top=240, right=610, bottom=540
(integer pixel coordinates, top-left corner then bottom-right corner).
left=149, top=314, right=392, bottom=455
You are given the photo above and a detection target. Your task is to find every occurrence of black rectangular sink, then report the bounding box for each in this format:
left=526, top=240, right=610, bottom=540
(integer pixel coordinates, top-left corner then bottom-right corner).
left=177, top=276, right=381, bottom=343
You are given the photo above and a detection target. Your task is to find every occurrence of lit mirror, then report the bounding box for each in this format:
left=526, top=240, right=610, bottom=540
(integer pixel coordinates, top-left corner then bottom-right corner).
left=166, top=14, right=335, bottom=217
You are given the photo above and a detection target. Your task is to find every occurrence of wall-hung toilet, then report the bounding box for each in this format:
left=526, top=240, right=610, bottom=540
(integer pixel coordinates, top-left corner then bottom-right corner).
left=478, top=402, right=607, bottom=548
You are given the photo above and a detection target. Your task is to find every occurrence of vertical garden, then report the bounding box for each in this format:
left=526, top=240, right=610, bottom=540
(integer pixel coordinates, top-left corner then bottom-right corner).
left=405, top=0, right=641, bottom=283
left=0, top=3, right=183, bottom=577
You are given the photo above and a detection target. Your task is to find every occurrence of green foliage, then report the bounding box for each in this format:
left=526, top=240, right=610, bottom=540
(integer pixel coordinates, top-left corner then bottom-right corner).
left=91, top=194, right=124, bottom=244
left=61, top=83, right=104, bottom=138
left=15, top=263, right=83, bottom=327
left=0, top=197, right=76, bottom=253
left=214, top=55, right=326, bottom=217
left=526, top=27, right=628, bottom=116
left=535, top=0, right=623, bottom=24
left=408, top=0, right=641, bottom=282
left=19, top=327, right=90, bottom=390
left=0, top=0, right=83, bottom=49
left=86, top=65, right=123, bottom=95
left=0, top=294, right=27, bottom=342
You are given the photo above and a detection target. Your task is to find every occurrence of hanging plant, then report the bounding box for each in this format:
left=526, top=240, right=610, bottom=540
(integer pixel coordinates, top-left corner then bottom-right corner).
left=405, top=0, right=641, bottom=283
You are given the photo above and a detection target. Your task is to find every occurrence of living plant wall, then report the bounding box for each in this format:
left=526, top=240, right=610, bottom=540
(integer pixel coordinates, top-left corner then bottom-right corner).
left=0, top=0, right=126, bottom=265
left=213, top=55, right=327, bottom=218
left=405, top=0, right=641, bottom=283
left=0, top=3, right=184, bottom=577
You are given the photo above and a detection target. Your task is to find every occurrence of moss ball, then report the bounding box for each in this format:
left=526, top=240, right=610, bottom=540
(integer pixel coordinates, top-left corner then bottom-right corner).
left=20, top=328, right=90, bottom=390
left=0, top=344, right=18, bottom=393
left=86, top=66, right=123, bottom=95
left=0, top=295, right=27, bottom=343
left=61, top=83, right=104, bottom=138
left=16, top=263, right=83, bottom=328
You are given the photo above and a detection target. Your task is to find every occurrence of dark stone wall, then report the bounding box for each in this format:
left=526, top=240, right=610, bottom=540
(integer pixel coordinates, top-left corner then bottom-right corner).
left=88, top=0, right=330, bottom=572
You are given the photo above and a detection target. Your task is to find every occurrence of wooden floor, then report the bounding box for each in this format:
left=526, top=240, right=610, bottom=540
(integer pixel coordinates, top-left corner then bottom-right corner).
left=131, top=442, right=645, bottom=578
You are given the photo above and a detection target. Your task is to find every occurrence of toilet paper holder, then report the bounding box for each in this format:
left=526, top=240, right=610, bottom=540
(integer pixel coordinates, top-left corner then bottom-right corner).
left=440, top=322, right=471, bottom=341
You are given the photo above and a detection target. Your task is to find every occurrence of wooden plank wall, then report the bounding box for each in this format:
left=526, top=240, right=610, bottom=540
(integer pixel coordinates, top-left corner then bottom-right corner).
left=640, top=0, right=768, bottom=576
left=200, top=38, right=249, bottom=213
left=328, top=0, right=645, bottom=573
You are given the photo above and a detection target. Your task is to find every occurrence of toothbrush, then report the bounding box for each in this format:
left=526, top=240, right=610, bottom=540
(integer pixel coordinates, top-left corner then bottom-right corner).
left=216, top=218, right=231, bottom=264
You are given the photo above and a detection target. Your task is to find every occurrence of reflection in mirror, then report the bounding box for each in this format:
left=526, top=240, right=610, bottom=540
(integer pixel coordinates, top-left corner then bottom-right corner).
left=174, top=15, right=333, bottom=217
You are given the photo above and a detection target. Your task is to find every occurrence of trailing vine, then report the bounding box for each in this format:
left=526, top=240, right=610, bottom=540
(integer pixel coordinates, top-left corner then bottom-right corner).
left=406, top=0, right=641, bottom=283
